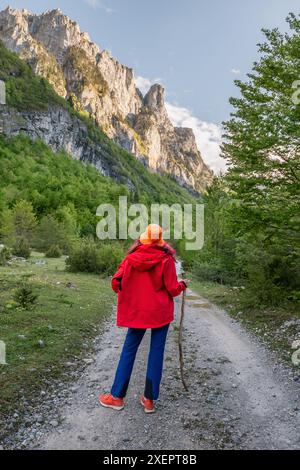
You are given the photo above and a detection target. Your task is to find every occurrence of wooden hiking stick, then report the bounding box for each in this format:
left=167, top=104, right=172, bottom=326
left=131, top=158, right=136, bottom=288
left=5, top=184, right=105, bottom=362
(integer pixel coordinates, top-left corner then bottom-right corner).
left=178, top=275, right=188, bottom=391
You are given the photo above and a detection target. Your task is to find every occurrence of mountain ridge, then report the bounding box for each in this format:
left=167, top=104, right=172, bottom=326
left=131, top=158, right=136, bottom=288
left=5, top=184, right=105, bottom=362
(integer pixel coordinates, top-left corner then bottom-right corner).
left=0, top=6, right=213, bottom=192
left=0, top=40, right=196, bottom=206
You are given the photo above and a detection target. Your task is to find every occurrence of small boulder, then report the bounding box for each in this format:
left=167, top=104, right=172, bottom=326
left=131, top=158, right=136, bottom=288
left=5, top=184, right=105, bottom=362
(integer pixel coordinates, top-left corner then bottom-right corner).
left=66, top=282, right=76, bottom=289
left=291, top=339, right=300, bottom=350
left=83, top=358, right=94, bottom=365
left=49, top=420, right=59, bottom=427
left=17, top=335, right=26, bottom=340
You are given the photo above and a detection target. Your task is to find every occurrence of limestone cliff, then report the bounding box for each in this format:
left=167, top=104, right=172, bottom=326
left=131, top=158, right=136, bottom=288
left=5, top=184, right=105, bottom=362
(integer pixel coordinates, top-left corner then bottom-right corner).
left=0, top=104, right=134, bottom=188
left=0, top=6, right=213, bottom=191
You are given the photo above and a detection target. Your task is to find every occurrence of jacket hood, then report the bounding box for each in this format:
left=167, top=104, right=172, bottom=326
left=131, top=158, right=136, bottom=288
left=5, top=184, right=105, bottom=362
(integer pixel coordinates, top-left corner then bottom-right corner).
left=126, top=244, right=170, bottom=271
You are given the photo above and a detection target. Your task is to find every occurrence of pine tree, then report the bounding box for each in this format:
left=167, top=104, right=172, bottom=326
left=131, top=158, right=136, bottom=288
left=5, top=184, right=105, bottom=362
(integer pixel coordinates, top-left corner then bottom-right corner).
left=0, top=200, right=37, bottom=246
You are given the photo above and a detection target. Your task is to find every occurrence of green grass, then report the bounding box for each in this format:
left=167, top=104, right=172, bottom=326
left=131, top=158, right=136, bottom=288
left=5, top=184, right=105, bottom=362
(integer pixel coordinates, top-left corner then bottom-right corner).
left=0, top=252, right=115, bottom=423
left=190, top=280, right=234, bottom=308
left=190, top=279, right=300, bottom=364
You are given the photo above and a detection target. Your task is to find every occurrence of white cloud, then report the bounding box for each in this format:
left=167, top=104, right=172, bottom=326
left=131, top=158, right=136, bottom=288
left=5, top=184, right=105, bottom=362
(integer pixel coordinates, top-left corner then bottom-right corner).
left=135, top=76, right=152, bottom=95
left=166, top=103, right=226, bottom=174
left=231, top=68, right=241, bottom=75
left=135, top=76, right=226, bottom=174
left=84, top=0, right=116, bottom=13
left=135, top=76, right=163, bottom=95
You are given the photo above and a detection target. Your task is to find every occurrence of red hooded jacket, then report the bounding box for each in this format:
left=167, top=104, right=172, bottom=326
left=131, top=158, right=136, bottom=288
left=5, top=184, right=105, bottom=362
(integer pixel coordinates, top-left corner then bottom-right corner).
left=111, top=243, right=186, bottom=329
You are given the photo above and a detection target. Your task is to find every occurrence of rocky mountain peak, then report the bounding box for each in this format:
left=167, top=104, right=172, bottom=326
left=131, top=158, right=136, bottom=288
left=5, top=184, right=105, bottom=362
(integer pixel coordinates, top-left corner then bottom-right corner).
left=47, top=8, right=63, bottom=15
left=144, top=84, right=165, bottom=112
left=0, top=7, right=213, bottom=191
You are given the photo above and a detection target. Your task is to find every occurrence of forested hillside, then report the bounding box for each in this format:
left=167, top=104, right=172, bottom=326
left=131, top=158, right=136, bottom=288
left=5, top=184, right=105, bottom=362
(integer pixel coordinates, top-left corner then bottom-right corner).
left=0, top=41, right=195, bottom=269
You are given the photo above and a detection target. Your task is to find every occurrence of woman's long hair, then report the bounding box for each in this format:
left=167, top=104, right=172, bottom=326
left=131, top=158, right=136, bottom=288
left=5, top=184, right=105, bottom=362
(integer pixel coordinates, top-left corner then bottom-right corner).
left=127, top=239, right=142, bottom=254
left=127, top=239, right=176, bottom=258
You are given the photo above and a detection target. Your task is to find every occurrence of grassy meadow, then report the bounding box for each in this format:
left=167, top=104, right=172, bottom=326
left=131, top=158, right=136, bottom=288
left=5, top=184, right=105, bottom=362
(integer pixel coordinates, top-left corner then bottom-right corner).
left=0, top=252, right=115, bottom=421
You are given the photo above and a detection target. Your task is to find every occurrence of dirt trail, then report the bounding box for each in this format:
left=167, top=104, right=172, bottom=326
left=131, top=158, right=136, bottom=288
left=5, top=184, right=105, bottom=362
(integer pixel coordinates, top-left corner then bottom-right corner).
left=26, top=288, right=299, bottom=451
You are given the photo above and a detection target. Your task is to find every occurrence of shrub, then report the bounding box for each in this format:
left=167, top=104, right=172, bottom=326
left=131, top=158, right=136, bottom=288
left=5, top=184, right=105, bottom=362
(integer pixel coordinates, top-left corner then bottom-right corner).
left=66, top=239, right=101, bottom=273
left=97, top=244, right=124, bottom=276
left=13, top=284, right=38, bottom=310
left=34, top=214, right=76, bottom=255
left=239, top=247, right=291, bottom=307
left=45, top=245, right=63, bottom=258
left=0, top=200, right=37, bottom=247
left=192, top=259, right=232, bottom=285
left=66, top=239, right=124, bottom=275
left=12, top=237, right=31, bottom=259
left=0, top=245, right=11, bottom=266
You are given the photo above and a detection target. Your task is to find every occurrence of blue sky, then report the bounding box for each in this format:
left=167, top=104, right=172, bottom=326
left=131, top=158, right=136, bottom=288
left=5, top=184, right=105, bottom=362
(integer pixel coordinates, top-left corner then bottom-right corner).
left=2, top=0, right=299, bottom=171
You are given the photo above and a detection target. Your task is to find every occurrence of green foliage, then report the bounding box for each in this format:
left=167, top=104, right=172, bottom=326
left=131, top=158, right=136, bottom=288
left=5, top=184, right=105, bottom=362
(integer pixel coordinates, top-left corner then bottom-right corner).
left=34, top=214, right=76, bottom=254
left=192, top=259, right=229, bottom=284
left=66, top=238, right=124, bottom=275
left=188, top=15, right=300, bottom=308
left=13, top=284, right=38, bottom=310
left=0, top=40, right=193, bottom=208
left=82, top=117, right=194, bottom=206
left=222, top=14, right=300, bottom=243
left=0, top=200, right=37, bottom=246
left=64, top=47, right=108, bottom=97
left=0, top=245, right=11, bottom=266
left=95, top=243, right=125, bottom=276
left=0, top=133, right=194, bottom=242
left=0, top=41, right=66, bottom=111
left=66, top=239, right=101, bottom=274
left=0, top=40, right=198, bottom=283
left=67, top=93, right=89, bottom=116
left=12, top=236, right=31, bottom=259
left=0, top=132, right=196, bottom=261
left=189, top=180, right=300, bottom=307
left=0, top=40, right=194, bottom=256
left=45, top=245, right=63, bottom=258
left=0, top=253, right=115, bottom=423
left=0, top=135, right=126, bottom=234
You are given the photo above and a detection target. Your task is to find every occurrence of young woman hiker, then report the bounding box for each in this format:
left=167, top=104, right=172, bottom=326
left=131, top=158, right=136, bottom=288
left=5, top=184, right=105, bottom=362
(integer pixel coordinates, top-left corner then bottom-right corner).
left=99, top=224, right=187, bottom=414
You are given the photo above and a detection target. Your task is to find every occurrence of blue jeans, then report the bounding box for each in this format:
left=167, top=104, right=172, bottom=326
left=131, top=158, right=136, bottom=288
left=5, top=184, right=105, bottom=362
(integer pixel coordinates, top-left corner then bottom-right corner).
left=111, top=324, right=170, bottom=400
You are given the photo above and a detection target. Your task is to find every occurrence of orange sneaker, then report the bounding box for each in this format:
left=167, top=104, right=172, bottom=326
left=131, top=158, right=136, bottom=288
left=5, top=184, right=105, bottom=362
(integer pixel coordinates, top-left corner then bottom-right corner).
left=140, top=395, right=155, bottom=414
left=99, top=393, right=124, bottom=411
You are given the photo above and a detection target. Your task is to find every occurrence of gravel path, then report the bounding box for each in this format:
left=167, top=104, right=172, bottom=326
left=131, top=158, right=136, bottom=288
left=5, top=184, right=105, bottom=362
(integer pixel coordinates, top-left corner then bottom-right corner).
left=2, top=288, right=298, bottom=450
left=25, top=289, right=300, bottom=450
